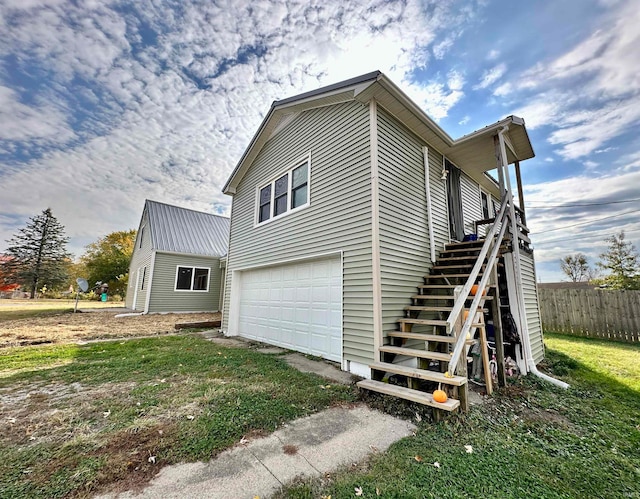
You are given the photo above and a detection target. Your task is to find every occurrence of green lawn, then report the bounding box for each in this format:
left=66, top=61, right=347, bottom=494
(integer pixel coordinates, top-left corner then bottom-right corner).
left=278, top=332, right=640, bottom=499
left=0, top=336, right=356, bottom=498
left=0, top=299, right=124, bottom=322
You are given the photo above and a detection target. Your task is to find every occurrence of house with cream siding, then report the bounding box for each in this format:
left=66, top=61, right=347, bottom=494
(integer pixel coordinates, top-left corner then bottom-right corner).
left=221, top=71, right=548, bottom=412
left=125, top=200, right=229, bottom=314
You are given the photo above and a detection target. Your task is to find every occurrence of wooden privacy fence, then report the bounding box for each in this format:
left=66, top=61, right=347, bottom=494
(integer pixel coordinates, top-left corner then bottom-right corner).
left=539, top=288, right=640, bottom=342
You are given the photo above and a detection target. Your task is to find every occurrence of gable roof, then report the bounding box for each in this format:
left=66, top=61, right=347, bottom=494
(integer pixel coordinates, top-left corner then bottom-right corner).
left=143, top=200, right=229, bottom=258
left=223, top=71, right=535, bottom=196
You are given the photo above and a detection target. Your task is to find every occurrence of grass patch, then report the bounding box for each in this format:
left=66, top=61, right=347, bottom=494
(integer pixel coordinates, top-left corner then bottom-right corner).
left=0, top=336, right=356, bottom=497
left=276, top=334, right=640, bottom=499
left=0, top=299, right=123, bottom=322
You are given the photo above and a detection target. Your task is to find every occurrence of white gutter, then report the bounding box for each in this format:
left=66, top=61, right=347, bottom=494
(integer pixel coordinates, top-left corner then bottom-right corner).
left=497, top=127, right=569, bottom=390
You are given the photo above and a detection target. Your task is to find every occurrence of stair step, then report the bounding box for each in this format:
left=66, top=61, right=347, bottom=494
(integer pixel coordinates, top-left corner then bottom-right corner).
left=403, top=305, right=488, bottom=313
left=388, top=331, right=456, bottom=343
left=357, top=379, right=460, bottom=411
left=445, top=240, right=487, bottom=249
left=438, top=256, right=488, bottom=262
left=431, top=264, right=488, bottom=271
left=439, top=245, right=508, bottom=257
left=424, top=273, right=482, bottom=280
left=398, top=318, right=448, bottom=327
left=411, top=294, right=494, bottom=301
left=380, top=345, right=451, bottom=362
left=369, top=361, right=467, bottom=386
left=404, top=305, right=453, bottom=312
left=417, top=285, right=460, bottom=289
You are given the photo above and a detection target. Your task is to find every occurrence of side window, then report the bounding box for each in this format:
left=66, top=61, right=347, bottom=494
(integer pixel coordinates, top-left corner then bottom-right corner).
left=256, top=155, right=310, bottom=224
left=175, top=266, right=210, bottom=291
left=481, top=192, right=490, bottom=219
left=140, top=267, right=147, bottom=290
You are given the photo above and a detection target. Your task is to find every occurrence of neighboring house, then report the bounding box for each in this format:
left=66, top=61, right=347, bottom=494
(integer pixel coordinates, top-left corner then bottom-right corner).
left=125, top=200, right=230, bottom=314
left=220, top=71, right=545, bottom=411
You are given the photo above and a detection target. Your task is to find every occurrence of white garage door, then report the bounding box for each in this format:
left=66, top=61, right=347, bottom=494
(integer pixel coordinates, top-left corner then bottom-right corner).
left=238, top=256, right=342, bottom=362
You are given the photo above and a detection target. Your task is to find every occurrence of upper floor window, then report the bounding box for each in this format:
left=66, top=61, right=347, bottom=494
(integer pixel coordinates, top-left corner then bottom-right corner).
left=257, top=155, right=310, bottom=224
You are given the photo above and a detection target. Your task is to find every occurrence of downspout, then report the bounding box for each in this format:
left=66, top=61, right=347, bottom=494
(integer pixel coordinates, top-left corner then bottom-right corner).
left=423, top=147, right=436, bottom=263
left=497, top=127, right=569, bottom=389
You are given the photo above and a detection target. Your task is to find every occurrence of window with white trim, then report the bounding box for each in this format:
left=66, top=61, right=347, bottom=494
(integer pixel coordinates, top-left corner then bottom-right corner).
left=257, top=157, right=309, bottom=224
left=175, top=266, right=210, bottom=292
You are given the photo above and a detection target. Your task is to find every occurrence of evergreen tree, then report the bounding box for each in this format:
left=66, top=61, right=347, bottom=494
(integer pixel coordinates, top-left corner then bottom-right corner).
left=5, top=208, right=72, bottom=298
left=597, top=231, right=640, bottom=290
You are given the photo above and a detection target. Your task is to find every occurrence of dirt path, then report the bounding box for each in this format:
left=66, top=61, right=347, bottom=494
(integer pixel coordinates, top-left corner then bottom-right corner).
left=0, top=311, right=222, bottom=348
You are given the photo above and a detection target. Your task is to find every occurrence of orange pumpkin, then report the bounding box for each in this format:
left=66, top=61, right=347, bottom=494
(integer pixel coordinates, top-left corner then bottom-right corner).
left=433, top=389, right=448, bottom=403
left=470, top=284, right=487, bottom=296
left=464, top=310, right=470, bottom=321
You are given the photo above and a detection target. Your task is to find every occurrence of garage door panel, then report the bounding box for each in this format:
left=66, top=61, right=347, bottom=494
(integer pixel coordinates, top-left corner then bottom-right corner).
left=238, top=256, right=342, bottom=362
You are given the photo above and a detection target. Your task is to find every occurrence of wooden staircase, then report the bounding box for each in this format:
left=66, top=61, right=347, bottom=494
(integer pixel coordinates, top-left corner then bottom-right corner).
left=358, top=239, right=504, bottom=413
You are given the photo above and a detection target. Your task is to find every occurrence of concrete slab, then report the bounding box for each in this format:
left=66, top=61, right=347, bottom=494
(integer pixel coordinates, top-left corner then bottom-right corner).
left=283, top=353, right=355, bottom=385
left=98, top=405, right=415, bottom=499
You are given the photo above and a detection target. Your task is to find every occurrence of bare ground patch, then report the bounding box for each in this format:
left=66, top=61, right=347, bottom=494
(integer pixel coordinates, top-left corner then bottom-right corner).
left=0, top=311, right=221, bottom=348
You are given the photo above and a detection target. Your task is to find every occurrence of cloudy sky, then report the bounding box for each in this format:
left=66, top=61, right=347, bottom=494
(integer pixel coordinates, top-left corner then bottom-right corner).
left=1, top=0, right=638, bottom=282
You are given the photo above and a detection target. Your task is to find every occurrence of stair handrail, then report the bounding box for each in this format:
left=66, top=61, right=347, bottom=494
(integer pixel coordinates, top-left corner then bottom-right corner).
left=445, top=194, right=512, bottom=374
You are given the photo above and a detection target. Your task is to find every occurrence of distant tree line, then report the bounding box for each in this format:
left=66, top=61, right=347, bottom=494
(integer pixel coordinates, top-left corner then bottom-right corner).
left=1, top=208, right=136, bottom=299
left=560, top=231, right=640, bottom=290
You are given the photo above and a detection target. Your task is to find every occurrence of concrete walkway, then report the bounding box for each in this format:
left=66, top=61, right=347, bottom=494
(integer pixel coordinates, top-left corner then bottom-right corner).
left=99, top=405, right=415, bottom=499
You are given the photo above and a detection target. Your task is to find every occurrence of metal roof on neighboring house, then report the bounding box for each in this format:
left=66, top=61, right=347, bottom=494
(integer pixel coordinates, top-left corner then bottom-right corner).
left=144, top=200, right=229, bottom=258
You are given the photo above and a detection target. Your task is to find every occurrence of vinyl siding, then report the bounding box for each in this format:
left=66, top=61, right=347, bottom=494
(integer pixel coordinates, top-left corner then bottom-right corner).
left=223, top=101, right=374, bottom=365
left=521, top=250, right=545, bottom=363
left=125, top=211, right=152, bottom=310
left=377, top=109, right=431, bottom=336
left=147, top=253, right=221, bottom=313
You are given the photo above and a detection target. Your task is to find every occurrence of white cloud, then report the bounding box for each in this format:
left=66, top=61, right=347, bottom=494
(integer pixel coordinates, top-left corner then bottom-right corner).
left=487, top=49, right=500, bottom=60
left=459, top=115, right=470, bottom=125
left=508, top=1, right=640, bottom=159
left=474, top=63, right=506, bottom=90
left=0, top=0, right=482, bottom=255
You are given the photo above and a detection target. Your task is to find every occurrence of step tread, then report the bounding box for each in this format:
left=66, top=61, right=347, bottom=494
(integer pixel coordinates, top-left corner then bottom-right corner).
left=398, top=318, right=448, bottom=326
left=357, top=379, right=460, bottom=411
left=403, top=306, right=488, bottom=313
left=379, top=345, right=451, bottom=361
left=387, top=331, right=456, bottom=343
left=423, top=273, right=483, bottom=279
left=369, top=361, right=467, bottom=386
left=411, top=294, right=494, bottom=301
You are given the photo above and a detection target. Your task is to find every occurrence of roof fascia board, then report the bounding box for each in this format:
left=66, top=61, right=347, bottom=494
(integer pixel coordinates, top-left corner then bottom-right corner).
left=156, top=250, right=223, bottom=260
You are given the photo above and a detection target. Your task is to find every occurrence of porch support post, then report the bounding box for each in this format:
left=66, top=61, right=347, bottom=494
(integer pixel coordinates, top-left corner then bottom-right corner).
left=494, top=135, right=506, bottom=197
left=514, top=160, right=526, bottom=226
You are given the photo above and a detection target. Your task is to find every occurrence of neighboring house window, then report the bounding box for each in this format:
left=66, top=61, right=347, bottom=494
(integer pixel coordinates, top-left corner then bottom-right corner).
left=139, top=227, right=144, bottom=248
left=140, top=267, right=146, bottom=290
left=257, top=156, right=310, bottom=224
left=175, top=266, right=210, bottom=292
